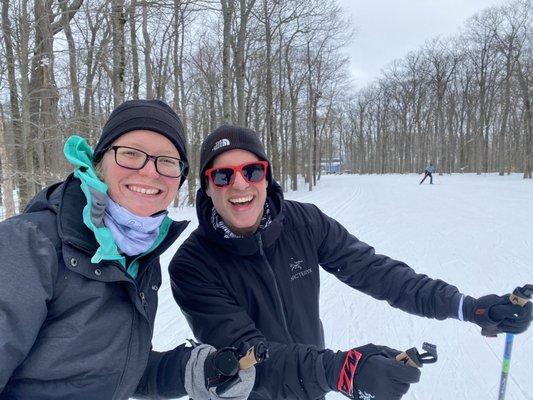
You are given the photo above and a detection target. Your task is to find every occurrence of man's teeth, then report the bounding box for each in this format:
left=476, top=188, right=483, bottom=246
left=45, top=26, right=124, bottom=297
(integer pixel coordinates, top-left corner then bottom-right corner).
left=229, top=196, right=253, bottom=204
left=128, top=185, right=160, bottom=195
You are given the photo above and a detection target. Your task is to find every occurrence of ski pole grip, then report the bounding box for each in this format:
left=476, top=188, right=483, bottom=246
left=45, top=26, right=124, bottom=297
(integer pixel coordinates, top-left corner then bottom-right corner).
left=396, top=349, right=421, bottom=368
left=214, top=343, right=269, bottom=396
left=239, top=342, right=269, bottom=370
left=396, top=343, right=437, bottom=368
left=509, top=284, right=533, bottom=307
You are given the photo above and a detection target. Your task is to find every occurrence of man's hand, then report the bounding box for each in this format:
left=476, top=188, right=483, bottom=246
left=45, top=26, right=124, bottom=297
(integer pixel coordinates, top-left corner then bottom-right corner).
left=184, top=344, right=255, bottom=400
left=330, top=343, right=421, bottom=400
left=463, top=294, right=532, bottom=335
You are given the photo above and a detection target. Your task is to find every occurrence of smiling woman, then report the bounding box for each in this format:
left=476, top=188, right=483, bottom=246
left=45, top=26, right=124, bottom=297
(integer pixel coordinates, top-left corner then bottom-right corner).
left=0, top=100, right=257, bottom=400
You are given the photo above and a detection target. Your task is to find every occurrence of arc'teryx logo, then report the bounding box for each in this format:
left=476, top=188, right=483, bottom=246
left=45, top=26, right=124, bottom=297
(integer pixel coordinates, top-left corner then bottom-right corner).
left=358, top=390, right=375, bottom=400
left=289, top=258, right=312, bottom=281
left=212, top=138, right=230, bottom=151
left=289, top=258, right=303, bottom=272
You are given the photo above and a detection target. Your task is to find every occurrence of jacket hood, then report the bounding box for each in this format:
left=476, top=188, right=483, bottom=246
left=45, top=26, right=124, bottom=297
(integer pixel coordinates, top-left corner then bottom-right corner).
left=24, top=181, right=64, bottom=215
left=195, top=181, right=285, bottom=256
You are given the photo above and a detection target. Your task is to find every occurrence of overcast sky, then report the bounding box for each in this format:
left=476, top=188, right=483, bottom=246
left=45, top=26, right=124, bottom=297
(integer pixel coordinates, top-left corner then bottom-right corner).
left=337, top=0, right=511, bottom=88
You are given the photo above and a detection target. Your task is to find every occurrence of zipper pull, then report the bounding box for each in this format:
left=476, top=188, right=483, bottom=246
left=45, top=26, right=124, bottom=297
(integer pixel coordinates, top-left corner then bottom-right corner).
left=256, top=235, right=265, bottom=256
left=139, top=292, right=148, bottom=307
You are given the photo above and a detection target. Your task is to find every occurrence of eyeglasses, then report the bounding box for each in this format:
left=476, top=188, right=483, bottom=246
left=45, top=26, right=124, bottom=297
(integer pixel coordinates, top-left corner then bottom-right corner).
left=108, top=146, right=186, bottom=178
left=205, top=161, right=269, bottom=188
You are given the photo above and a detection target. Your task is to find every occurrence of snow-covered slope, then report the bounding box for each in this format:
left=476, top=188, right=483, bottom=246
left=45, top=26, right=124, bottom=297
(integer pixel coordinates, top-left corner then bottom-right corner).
left=156, top=173, right=533, bottom=400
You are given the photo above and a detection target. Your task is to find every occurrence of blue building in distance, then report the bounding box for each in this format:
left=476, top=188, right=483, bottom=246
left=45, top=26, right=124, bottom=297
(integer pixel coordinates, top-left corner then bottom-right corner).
left=320, top=157, right=341, bottom=174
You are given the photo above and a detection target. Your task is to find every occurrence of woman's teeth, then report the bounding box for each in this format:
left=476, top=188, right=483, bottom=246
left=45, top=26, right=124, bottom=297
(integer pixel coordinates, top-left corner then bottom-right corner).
left=128, top=185, right=160, bottom=195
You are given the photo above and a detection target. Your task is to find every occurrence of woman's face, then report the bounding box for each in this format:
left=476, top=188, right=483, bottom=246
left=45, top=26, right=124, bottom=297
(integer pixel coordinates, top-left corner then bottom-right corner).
left=100, top=130, right=183, bottom=216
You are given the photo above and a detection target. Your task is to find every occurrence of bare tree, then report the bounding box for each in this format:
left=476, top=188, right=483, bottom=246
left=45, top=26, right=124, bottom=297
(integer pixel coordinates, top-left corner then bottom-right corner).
left=234, top=0, right=256, bottom=125
left=112, top=0, right=126, bottom=105
left=129, top=0, right=140, bottom=99
left=220, top=0, right=234, bottom=122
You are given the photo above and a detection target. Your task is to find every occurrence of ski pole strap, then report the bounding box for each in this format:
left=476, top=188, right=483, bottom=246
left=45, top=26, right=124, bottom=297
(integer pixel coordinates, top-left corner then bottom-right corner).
left=481, top=326, right=500, bottom=337
left=510, top=284, right=533, bottom=306
left=337, top=349, right=362, bottom=397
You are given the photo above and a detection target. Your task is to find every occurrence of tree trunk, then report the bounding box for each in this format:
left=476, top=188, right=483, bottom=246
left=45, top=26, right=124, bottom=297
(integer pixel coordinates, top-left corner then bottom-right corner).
left=278, top=27, right=285, bottom=190
left=1, top=0, right=22, bottom=145
left=498, top=56, right=512, bottom=176
left=141, top=1, right=153, bottom=99
left=262, top=0, right=279, bottom=181
left=235, top=0, right=255, bottom=125
left=516, top=59, right=532, bottom=179
left=60, top=0, right=82, bottom=118
left=112, top=0, right=126, bottom=106
left=130, top=0, right=140, bottom=99
left=29, top=0, right=61, bottom=187
left=221, top=0, right=234, bottom=123
left=17, top=0, right=34, bottom=208
left=1, top=0, right=24, bottom=208
left=0, top=105, right=16, bottom=218
left=172, top=0, right=182, bottom=114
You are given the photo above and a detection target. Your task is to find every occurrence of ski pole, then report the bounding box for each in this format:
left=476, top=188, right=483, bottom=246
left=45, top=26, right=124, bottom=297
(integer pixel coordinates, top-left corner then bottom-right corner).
left=496, top=284, right=533, bottom=400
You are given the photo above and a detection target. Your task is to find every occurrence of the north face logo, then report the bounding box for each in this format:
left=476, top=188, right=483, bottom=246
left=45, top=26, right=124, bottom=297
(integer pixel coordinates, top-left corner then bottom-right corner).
left=212, top=138, right=230, bottom=151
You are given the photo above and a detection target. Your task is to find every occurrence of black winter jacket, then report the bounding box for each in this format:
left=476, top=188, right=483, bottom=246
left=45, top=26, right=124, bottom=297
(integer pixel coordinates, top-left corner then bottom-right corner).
left=169, top=182, right=462, bottom=399
left=0, top=176, right=191, bottom=400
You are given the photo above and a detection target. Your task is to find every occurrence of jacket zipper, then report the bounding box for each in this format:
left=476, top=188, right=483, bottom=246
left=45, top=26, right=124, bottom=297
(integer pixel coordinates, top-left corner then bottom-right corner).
left=139, top=291, right=148, bottom=308
left=111, top=260, right=149, bottom=398
left=256, top=235, right=295, bottom=343
left=113, top=299, right=137, bottom=399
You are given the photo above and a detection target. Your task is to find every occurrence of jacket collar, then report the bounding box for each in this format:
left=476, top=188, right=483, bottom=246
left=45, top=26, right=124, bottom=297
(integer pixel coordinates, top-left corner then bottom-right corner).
left=195, top=181, right=284, bottom=256
left=27, top=175, right=188, bottom=258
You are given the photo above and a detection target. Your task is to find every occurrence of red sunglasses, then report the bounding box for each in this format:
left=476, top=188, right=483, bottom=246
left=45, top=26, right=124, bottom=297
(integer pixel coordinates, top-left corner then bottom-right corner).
left=205, top=161, right=269, bottom=188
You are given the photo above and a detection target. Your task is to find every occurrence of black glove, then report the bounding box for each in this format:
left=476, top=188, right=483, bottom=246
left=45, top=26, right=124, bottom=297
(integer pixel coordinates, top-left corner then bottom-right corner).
left=329, top=343, right=421, bottom=400
left=463, top=294, right=533, bottom=335
left=184, top=343, right=255, bottom=400
left=204, top=346, right=240, bottom=393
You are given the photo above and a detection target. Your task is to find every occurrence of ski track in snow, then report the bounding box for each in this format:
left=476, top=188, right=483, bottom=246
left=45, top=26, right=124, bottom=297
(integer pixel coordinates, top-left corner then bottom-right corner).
left=150, top=173, right=533, bottom=400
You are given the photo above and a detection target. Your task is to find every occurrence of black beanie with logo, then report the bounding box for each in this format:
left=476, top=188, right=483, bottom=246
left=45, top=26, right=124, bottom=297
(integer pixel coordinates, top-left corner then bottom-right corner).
left=93, top=99, right=188, bottom=187
left=199, top=124, right=272, bottom=190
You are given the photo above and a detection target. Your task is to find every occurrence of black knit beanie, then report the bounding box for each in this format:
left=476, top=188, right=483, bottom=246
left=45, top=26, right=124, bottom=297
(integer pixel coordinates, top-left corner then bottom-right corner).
left=94, top=99, right=188, bottom=187
left=199, top=124, right=272, bottom=190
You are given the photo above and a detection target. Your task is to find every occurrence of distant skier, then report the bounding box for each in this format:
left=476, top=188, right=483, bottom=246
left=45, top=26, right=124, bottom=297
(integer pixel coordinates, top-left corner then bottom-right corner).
left=420, top=162, right=435, bottom=184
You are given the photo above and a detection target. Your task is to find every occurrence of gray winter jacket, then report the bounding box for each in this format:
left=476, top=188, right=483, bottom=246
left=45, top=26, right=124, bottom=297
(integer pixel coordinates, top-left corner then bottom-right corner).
left=0, top=175, right=191, bottom=400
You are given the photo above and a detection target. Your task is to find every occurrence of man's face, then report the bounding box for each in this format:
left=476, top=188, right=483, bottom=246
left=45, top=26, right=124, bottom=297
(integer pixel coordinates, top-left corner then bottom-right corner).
left=206, top=149, right=268, bottom=237
left=100, top=130, right=182, bottom=217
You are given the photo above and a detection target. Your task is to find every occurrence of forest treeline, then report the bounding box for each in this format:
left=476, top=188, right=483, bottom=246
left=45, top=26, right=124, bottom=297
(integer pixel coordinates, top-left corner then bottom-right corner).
left=0, top=0, right=531, bottom=217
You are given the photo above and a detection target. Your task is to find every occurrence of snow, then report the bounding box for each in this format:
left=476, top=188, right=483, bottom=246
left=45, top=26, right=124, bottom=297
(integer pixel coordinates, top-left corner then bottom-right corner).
left=3, top=173, right=528, bottom=398
left=153, top=173, right=533, bottom=399
left=0, top=173, right=529, bottom=398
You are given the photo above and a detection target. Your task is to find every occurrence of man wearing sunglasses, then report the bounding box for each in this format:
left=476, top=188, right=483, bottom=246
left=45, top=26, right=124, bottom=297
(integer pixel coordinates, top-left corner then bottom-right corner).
left=169, top=125, right=532, bottom=400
